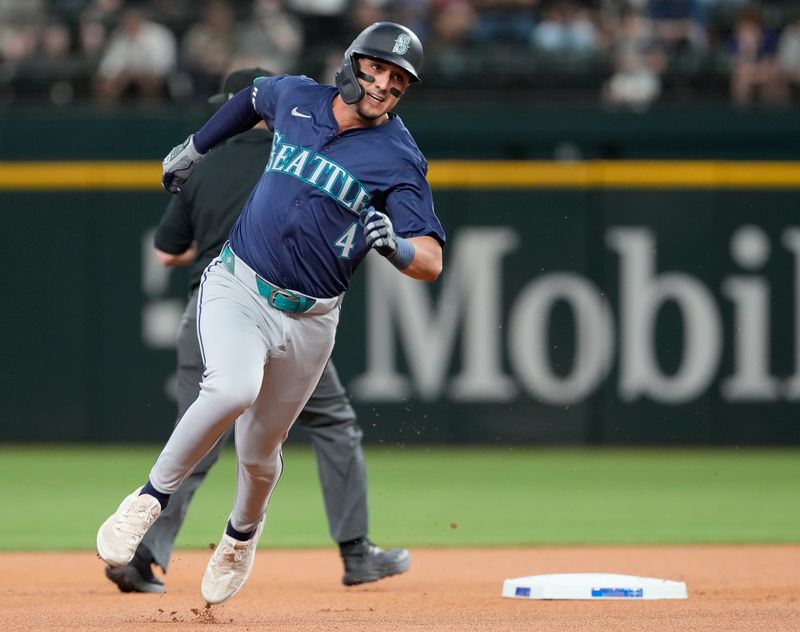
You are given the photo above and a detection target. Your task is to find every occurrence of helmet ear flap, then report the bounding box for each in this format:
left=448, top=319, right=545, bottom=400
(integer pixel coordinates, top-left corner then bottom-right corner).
left=335, top=53, right=364, bottom=105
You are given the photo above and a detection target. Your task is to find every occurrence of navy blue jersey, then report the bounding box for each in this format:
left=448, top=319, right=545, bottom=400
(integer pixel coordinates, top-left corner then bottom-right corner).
left=228, top=75, right=445, bottom=298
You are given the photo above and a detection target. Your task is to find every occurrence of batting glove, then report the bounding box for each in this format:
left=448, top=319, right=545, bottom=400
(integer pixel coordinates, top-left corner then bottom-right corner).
left=361, top=207, right=415, bottom=270
left=162, top=134, right=204, bottom=193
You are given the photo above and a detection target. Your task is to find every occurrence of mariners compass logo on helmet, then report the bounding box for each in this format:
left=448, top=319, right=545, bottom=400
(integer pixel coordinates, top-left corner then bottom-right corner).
left=335, top=22, right=424, bottom=104
left=392, top=34, right=411, bottom=55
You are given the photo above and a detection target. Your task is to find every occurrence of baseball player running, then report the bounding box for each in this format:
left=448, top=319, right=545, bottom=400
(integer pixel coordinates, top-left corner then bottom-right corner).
left=104, top=67, right=411, bottom=594
left=97, top=22, right=445, bottom=605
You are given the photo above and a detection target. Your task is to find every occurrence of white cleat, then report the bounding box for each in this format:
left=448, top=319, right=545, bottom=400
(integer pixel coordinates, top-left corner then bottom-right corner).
left=96, top=487, right=161, bottom=568
left=201, top=517, right=265, bottom=605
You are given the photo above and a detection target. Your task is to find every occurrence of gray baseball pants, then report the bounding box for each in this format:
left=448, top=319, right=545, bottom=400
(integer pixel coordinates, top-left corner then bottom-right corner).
left=141, top=286, right=369, bottom=572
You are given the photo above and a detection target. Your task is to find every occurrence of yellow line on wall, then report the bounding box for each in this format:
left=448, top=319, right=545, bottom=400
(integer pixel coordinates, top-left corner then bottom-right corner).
left=1, top=160, right=800, bottom=190
left=0, top=162, right=160, bottom=189
left=428, top=161, right=800, bottom=188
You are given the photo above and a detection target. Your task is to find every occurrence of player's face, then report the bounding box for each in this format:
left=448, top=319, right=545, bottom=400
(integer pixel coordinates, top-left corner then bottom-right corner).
left=355, top=57, right=412, bottom=121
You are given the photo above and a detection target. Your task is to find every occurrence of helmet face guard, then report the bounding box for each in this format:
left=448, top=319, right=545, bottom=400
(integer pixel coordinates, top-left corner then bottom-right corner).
left=335, top=22, right=423, bottom=105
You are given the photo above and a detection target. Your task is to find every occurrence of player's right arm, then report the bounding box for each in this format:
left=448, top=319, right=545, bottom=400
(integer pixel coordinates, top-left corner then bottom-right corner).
left=162, top=86, right=261, bottom=193
left=162, top=78, right=276, bottom=193
left=162, top=75, right=299, bottom=193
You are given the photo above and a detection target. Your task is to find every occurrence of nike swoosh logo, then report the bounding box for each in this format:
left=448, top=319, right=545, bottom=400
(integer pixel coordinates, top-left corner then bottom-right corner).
left=291, top=106, right=312, bottom=119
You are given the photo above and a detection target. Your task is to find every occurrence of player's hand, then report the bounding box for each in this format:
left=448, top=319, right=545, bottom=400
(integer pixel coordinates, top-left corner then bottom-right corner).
left=361, top=207, right=398, bottom=258
left=162, top=135, right=204, bottom=194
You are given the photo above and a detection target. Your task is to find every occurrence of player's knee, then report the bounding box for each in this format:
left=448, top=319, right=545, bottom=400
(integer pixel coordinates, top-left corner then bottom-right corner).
left=202, top=372, right=261, bottom=412
left=223, top=384, right=260, bottom=412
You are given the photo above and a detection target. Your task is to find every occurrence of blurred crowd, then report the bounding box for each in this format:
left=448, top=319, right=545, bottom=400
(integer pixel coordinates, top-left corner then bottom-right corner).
left=1, top=0, right=799, bottom=109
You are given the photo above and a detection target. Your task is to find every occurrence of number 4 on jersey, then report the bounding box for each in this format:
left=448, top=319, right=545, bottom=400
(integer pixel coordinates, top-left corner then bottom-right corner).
left=334, top=222, right=359, bottom=258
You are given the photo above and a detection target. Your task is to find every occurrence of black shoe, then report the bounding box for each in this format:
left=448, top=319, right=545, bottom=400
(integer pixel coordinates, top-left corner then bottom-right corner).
left=104, top=549, right=165, bottom=593
left=341, top=539, right=411, bottom=586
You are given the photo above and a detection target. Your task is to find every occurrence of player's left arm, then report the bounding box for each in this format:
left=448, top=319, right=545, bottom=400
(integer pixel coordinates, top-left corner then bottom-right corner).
left=361, top=159, right=445, bottom=281
left=402, top=235, right=442, bottom=281
left=361, top=206, right=442, bottom=280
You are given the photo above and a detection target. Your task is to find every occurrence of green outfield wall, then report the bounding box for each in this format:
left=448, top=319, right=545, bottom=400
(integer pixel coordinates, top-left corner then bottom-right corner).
left=1, top=103, right=799, bottom=444
left=2, top=158, right=799, bottom=445
left=2, top=103, right=800, bottom=161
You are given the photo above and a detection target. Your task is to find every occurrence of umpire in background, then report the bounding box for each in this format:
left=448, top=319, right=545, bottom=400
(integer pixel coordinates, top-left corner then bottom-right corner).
left=105, top=68, right=410, bottom=593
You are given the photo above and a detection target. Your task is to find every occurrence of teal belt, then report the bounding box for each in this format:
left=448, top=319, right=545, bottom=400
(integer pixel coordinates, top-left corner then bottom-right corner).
left=220, top=244, right=317, bottom=314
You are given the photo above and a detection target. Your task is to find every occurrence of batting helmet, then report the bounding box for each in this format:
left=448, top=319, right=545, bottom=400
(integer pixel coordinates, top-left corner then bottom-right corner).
left=335, top=22, right=423, bottom=105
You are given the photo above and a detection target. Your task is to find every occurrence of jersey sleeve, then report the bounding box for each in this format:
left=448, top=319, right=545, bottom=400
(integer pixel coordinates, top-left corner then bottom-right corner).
left=250, top=74, right=296, bottom=130
left=154, top=191, right=194, bottom=254
left=385, top=160, right=446, bottom=246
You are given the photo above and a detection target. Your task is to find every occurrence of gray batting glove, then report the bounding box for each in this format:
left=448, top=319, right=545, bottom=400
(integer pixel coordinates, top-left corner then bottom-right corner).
left=361, top=207, right=398, bottom=258
left=360, top=207, right=416, bottom=269
left=162, top=134, right=204, bottom=193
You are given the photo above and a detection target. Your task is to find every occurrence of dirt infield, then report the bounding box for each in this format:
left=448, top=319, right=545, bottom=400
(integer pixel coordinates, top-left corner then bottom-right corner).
left=3, top=546, right=799, bottom=631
